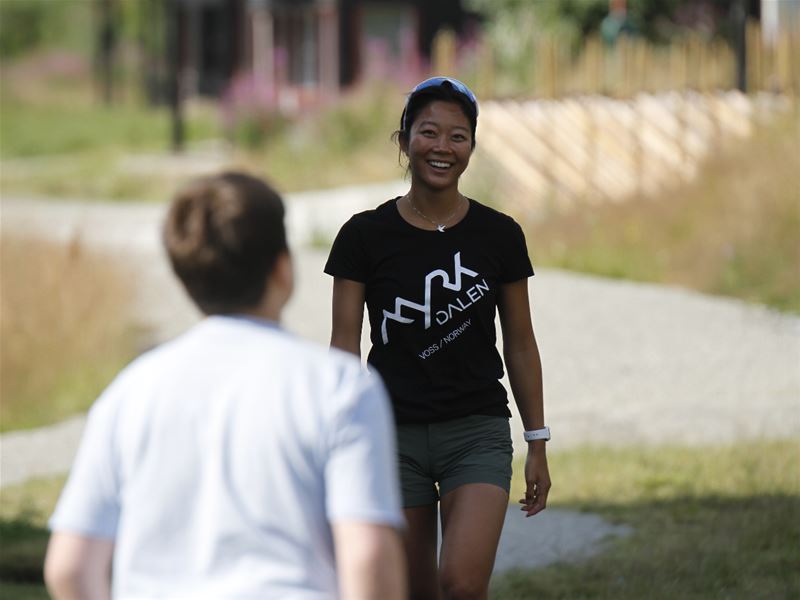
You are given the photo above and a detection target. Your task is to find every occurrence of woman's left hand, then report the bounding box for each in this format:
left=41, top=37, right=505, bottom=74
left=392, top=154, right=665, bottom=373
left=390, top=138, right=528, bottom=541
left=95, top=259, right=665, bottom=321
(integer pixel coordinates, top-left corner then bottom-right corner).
left=519, top=445, right=551, bottom=517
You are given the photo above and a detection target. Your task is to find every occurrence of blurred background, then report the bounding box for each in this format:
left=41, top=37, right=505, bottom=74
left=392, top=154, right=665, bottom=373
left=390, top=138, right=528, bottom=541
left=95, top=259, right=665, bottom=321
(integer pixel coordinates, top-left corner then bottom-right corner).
left=1, top=1, right=799, bottom=598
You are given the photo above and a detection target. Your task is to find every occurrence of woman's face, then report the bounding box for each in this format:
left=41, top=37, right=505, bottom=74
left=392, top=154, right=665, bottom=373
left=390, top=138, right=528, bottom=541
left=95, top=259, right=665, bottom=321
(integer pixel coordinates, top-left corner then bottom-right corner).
left=402, top=100, right=473, bottom=192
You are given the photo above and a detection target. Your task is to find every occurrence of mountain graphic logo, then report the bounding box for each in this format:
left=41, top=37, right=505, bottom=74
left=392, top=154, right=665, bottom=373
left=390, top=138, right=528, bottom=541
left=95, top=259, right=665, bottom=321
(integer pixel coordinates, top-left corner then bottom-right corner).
left=380, top=252, right=479, bottom=345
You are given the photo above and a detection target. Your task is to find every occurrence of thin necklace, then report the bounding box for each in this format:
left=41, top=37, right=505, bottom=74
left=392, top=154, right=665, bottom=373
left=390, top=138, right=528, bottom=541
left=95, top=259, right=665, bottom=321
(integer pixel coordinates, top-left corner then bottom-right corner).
left=407, top=195, right=465, bottom=233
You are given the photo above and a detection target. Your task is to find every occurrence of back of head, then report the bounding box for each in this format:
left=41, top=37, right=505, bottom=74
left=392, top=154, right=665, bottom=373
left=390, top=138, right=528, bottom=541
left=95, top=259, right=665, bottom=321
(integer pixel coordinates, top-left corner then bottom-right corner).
left=163, top=172, right=287, bottom=315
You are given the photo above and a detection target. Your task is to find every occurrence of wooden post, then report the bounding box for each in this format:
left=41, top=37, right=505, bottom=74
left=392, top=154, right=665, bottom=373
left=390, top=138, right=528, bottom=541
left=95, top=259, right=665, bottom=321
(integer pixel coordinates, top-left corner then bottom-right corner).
left=635, top=39, right=648, bottom=93
left=252, top=4, right=275, bottom=98
left=585, top=35, right=602, bottom=95
left=476, top=40, right=495, bottom=99
left=318, top=1, right=339, bottom=101
left=669, top=39, right=687, bottom=92
left=166, top=0, right=184, bottom=153
left=776, top=31, right=792, bottom=95
left=731, top=0, right=747, bottom=92
left=95, top=0, right=116, bottom=105
left=432, top=28, right=457, bottom=76
left=620, top=36, right=632, bottom=98
left=746, top=21, right=762, bottom=93
left=546, top=35, right=557, bottom=98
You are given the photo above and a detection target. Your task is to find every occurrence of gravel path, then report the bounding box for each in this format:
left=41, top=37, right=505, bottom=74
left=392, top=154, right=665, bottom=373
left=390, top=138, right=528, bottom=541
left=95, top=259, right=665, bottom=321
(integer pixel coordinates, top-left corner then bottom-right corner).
left=2, top=181, right=798, bottom=573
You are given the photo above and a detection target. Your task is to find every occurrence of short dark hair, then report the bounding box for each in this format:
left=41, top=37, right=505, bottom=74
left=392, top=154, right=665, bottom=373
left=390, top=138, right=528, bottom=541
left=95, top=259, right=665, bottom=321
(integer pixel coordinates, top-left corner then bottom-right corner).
left=397, top=82, right=478, bottom=150
left=163, top=172, right=287, bottom=315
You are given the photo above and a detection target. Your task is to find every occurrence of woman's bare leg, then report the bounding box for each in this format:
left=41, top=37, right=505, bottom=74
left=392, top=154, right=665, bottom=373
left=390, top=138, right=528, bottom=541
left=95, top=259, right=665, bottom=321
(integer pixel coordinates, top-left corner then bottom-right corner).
left=403, top=504, right=441, bottom=600
left=438, top=484, right=508, bottom=600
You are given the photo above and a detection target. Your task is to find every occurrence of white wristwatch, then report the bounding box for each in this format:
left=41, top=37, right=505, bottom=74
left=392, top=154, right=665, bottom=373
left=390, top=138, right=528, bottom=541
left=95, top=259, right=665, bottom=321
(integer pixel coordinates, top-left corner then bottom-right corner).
left=523, top=427, right=551, bottom=442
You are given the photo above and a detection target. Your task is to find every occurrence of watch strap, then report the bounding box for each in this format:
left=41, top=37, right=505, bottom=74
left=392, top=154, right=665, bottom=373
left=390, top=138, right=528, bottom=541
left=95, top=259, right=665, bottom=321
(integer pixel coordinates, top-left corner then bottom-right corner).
left=523, top=426, right=551, bottom=442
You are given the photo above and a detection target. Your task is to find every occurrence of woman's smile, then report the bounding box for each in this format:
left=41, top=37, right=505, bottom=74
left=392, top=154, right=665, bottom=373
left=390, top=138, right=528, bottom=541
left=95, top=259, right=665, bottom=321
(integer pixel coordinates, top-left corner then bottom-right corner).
left=405, top=100, right=473, bottom=191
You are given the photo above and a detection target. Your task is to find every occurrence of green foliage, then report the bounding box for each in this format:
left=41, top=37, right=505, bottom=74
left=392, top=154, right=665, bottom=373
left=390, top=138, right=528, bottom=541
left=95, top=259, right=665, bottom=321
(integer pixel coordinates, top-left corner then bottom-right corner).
left=469, top=0, right=732, bottom=47
left=0, top=519, right=49, bottom=586
left=233, top=85, right=402, bottom=192
left=0, top=476, right=65, bottom=596
left=0, top=0, right=93, bottom=58
left=2, top=441, right=797, bottom=598
left=0, top=0, right=150, bottom=60
left=318, top=86, right=399, bottom=153
left=0, top=1, right=46, bottom=58
left=231, top=112, right=290, bottom=151
left=531, top=0, right=609, bottom=40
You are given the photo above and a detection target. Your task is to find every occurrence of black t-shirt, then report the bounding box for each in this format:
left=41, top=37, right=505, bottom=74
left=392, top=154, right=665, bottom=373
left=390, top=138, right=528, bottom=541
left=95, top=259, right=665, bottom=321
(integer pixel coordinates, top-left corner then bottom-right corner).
left=324, top=198, right=534, bottom=424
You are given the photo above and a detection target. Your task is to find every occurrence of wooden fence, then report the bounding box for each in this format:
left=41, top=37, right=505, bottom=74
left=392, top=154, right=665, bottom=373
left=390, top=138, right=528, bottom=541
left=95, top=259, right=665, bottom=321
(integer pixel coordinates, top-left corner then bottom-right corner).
left=434, top=20, right=800, bottom=99
left=464, top=91, right=794, bottom=218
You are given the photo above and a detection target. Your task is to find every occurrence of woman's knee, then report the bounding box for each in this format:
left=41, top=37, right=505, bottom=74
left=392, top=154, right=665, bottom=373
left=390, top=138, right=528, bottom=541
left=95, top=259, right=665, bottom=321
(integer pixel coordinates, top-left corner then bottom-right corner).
left=439, top=566, right=488, bottom=600
left=406, top=555, right=440, bottom=600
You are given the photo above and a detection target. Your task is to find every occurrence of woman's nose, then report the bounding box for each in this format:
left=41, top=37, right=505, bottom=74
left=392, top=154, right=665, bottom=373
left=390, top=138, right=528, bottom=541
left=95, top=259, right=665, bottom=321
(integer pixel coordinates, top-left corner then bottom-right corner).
left=433, top=135, right=452, bottom=152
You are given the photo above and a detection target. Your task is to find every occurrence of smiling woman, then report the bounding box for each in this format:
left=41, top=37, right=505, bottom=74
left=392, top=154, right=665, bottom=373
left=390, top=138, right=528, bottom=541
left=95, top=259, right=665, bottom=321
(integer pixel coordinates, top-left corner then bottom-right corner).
left=324, top=76, right=552, bottom=599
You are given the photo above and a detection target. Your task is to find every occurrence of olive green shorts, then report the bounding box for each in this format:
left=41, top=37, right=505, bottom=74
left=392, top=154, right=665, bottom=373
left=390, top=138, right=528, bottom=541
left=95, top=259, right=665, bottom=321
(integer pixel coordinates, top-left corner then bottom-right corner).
left=396, top=414, right=513, bottom=508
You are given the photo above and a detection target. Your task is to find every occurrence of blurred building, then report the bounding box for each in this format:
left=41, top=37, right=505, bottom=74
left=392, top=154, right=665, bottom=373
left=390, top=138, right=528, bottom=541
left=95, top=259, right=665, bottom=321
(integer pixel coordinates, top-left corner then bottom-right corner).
left=170, top=0, right=479, bottom=111
left=762, top=0, right=800, bottom=46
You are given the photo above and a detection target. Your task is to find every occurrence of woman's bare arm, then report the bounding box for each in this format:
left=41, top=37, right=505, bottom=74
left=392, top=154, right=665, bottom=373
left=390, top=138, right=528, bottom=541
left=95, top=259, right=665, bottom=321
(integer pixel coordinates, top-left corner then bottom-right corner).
left=498, top=279, right=551, bottom=517
left=331, top=277, right=366, bottom=357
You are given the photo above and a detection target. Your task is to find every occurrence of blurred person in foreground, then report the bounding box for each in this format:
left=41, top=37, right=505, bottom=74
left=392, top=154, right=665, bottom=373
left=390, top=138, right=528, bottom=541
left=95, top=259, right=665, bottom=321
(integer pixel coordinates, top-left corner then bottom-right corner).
left=326, top=77, right=551, bottom=599
left=44, top=172, right=406, bottom=600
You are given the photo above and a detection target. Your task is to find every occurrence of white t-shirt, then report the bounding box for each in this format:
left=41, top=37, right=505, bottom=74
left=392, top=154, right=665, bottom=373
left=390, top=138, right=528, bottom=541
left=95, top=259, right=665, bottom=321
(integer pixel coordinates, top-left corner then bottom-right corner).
left=50, top=316, right=403, bottom=599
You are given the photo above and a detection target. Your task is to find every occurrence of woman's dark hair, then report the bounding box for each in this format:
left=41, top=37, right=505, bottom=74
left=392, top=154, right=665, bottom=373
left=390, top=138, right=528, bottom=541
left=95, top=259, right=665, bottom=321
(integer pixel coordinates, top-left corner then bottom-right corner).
left=396, top=82, right=478, bottom=151
left=163, top=171, right=287, bottom=315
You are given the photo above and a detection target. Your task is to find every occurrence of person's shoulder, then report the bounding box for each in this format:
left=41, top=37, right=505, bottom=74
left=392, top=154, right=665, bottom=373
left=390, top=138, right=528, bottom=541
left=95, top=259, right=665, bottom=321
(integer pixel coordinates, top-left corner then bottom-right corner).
left=468, top=198, right=522, bottom=229
left=98, top=331, right=192, bottom=398
left=345, top=198, right=398, bottom=226
left=81, top=340, right=170, bottom=415
left=236, top=323, right=361, bottom=375
left=272, top=334, right=384, bottom=411
left=290, top=336, right=367, bottom=382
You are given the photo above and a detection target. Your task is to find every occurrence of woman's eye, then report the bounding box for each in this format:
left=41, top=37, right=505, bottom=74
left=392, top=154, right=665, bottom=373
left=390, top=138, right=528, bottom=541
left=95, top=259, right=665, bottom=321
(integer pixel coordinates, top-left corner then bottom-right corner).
left=420, top=129, right=436, bottom=136
left=452, top=134, right=466, bottom=142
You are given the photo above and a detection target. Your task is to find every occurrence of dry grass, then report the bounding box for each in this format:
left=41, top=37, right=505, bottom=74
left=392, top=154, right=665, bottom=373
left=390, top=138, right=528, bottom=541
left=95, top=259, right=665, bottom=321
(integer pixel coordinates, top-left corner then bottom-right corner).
left=525, top=111, right=800, bottom=313
left=0, top=234, right=137, bottom=431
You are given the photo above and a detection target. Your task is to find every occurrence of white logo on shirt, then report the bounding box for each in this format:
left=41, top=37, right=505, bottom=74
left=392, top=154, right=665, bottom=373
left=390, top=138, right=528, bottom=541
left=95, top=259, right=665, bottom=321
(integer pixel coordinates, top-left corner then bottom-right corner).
left=380, top=252, right=488, bottom=345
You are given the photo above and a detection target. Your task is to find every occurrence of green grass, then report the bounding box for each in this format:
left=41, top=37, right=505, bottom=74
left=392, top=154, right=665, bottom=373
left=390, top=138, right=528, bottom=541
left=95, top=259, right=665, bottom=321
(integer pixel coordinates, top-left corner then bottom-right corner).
left=0, top=98, right=217, bottom=159
left=231, top=84, right=403, bottom=192
left=0, top=52, right=219, bottom=161
left=493, top=439, right=800, bottom=598
left=525, top=112, right=800, bottom=314
left=1, top=442, right=796, bottom=597
left=0, top=53, right=222, bottom=201
left=0, top=476, right=65, bottom=598
left=0, top=60, right=402, bottom=199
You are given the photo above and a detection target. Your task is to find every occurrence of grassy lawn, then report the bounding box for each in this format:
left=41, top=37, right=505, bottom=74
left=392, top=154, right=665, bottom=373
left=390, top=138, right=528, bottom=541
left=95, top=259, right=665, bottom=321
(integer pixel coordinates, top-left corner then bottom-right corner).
left=0, top=59, right=223, bottom=201
left=0, top=96, right=218, bottom=159
left=0, top=476, right=65, bottom=599
left=0, top=90, right=402, bottom=200
left=0, top=55, right=402, bottom=200
left=492, top=439, right=800, bottom=598
left=1, top=442, right=796, bottom=597
left=525, top=111, right=800, bottom=315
